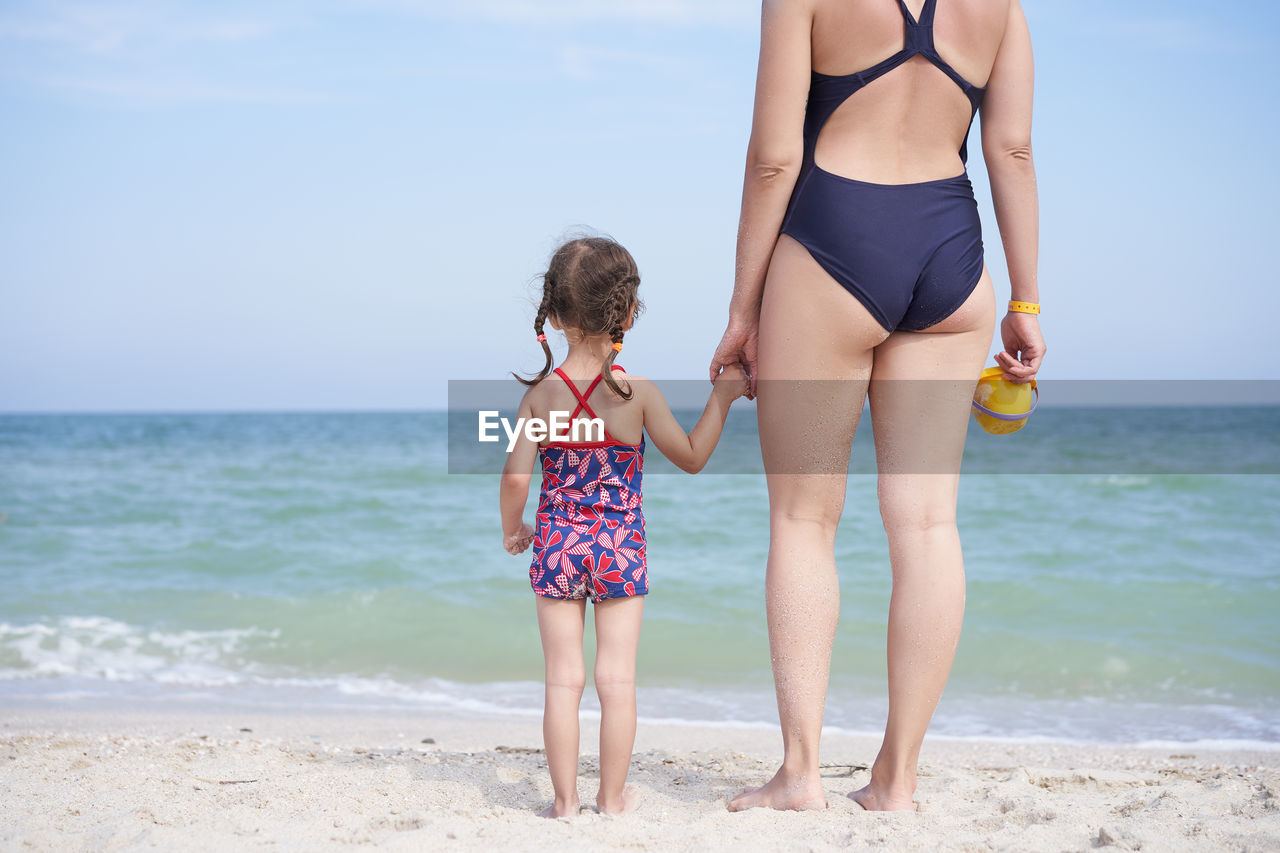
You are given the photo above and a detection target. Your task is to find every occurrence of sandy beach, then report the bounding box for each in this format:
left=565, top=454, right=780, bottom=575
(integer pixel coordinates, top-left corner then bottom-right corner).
left=3, top=703, right=1277, bottom=851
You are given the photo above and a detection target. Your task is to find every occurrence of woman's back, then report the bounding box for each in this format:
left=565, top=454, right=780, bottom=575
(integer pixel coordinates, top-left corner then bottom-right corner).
left=809, top=0, right=1010, bottom=184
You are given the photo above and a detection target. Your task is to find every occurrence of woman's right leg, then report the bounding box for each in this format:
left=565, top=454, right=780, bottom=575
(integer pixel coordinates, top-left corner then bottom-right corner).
left=536, top=595, right=587, bottom=818
left=728, top=236, right=889, bottom=812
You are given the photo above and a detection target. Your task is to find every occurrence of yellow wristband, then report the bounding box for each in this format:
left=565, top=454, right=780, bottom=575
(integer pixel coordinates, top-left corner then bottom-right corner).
left=1008, top=300, right=1040, bottom=315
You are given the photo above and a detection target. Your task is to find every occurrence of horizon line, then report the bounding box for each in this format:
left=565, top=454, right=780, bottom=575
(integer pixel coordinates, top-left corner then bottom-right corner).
left=5, top=401, right=1280, bottom=416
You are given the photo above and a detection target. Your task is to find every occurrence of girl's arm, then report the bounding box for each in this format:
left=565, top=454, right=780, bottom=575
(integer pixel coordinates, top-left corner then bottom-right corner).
left=709, top=0, right=813, bottom=391
left=499, top=395, right=538, bottom=553
left=640, top=366, right=749, bottom=474
left=981, top=0, right=1044, bottom=383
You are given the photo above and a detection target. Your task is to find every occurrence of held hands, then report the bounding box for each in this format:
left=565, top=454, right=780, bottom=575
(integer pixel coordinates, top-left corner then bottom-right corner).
left=709, top=319, right=759, bottom=399
left=996, top=311, right=1046, bottom=384
left=503, top=522, right=534, bottom=555
left=713, top=362, right=750, bottom=401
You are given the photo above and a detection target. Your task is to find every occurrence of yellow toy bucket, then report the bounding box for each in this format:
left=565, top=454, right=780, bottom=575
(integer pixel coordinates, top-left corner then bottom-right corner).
left=971, top=366, right=1038, bottom=435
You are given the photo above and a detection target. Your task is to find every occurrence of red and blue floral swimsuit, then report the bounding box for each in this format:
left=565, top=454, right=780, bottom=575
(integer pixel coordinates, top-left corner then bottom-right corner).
left=530, top=366, right=646, bottom=602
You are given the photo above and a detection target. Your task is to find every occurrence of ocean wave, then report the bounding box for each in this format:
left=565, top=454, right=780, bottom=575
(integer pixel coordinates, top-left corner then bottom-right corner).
left=2, top=615, right=1277, bottom=748
left=0, top=616, right=277, bottom=686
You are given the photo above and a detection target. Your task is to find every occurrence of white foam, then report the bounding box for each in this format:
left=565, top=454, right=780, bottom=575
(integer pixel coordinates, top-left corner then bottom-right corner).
left=0, top=617, right=275, bottom=686
left=1131, top=737, right=1280, bottom=753
left=2, top=617, right=1278, bottom=748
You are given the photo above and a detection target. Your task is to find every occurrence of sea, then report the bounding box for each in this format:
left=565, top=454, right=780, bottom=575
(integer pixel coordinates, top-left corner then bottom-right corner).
left=2, top=408, right=1278, bottom=749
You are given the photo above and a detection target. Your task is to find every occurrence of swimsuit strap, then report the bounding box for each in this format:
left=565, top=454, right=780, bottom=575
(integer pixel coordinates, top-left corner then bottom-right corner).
left=552, top=367, right=601, bottom=421
left=551, top=365, right=628, bottom=438
left=897, top=0, right=937, bottom=26
left=800, top=0, right=984, bottom=167
left=896, top=0, right=936, bottom=57
left=900, top=0, right=980, bottom=100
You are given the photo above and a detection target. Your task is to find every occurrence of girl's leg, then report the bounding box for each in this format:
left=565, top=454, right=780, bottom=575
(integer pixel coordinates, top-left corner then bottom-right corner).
left=728, top=236, right=888, bottom=812
left=536, top=595, right=588, bottom=818
left=592, top=595, right=645, bottom=815
left=853, top=271, right=995, bottom=811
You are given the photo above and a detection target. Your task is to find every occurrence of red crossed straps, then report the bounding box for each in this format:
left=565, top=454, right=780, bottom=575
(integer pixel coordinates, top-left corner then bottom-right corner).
left=551, top=366, right=625, bottom=442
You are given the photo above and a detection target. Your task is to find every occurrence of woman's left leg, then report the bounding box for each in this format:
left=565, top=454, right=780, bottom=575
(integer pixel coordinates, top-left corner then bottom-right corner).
left=728, top=235, right=889, bottom=812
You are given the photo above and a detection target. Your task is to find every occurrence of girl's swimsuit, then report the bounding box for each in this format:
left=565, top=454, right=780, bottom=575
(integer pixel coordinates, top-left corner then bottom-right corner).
left=530, top=366, right=647, bottom=602
left=780, top=0, right=987, bottom=331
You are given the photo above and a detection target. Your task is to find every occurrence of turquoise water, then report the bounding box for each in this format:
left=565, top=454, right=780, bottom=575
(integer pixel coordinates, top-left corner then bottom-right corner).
left=1, top=412, right=1278, bottom=746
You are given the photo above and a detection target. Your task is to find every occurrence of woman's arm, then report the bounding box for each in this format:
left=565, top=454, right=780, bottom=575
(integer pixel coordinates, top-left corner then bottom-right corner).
left=641, top=366, right=748, bottom=474
left=731, top=0, right=813, bottom=323
left=981, top=0, right=1045, bottom=383
left=710, top=0, right=814, bottom=391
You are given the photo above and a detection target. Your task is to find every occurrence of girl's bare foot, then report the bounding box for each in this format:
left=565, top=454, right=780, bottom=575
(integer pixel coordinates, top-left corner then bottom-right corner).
left=848, top=783, right=918, bottom=812
left=728, top=768, right=826, bottom=812
left=596, top=785, right=641, bottom=815
left=538, top=798, right=581, bottom=819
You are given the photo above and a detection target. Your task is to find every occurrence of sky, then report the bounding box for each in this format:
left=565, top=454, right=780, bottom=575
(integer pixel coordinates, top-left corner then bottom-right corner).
left=2, top=0, right=1278, bottom=412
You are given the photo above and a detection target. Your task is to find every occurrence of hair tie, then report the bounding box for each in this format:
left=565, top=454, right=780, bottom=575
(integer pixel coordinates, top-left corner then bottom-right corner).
left=536, top=333, right=547, bottom=342
left=611, top=342, right=623, bottom=353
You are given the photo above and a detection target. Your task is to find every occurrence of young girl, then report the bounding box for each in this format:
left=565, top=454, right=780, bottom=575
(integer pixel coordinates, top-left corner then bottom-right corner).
left=500, top=236, right=747, bottom=818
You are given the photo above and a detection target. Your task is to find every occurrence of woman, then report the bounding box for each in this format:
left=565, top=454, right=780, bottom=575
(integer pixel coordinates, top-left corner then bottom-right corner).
left=709, top=0, right=1045, bottom=812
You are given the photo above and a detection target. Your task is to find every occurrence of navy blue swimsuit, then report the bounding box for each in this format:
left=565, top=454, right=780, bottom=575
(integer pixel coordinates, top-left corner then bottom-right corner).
left=781, top=0, right=987, bottom=331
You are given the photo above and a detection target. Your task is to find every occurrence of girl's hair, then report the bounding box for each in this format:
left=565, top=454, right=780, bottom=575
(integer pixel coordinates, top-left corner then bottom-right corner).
left=515, top=236, right=643, bottom=399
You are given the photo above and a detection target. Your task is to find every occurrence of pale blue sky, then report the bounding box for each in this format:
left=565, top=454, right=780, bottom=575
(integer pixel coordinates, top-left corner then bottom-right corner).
left=2, top=0, right=1277, bottom=411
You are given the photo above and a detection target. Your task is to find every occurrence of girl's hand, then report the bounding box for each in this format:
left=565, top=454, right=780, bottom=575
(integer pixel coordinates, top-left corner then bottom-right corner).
left=996, top=312, right=1045, bottom=384
left=713, top=363, right=750, bottom=401
left=504, top=523, right=535, bottom=555
left=709, top=319, right=759, bottom=398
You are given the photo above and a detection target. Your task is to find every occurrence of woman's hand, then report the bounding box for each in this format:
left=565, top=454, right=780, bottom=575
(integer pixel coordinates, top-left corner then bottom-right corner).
left=709, top=319, right=760, bottom=398
left=503, top=522, right=534, bottom=555
left=713, top=363, right=750, bottom=402
left=996, top=312, right=1045, bottom=383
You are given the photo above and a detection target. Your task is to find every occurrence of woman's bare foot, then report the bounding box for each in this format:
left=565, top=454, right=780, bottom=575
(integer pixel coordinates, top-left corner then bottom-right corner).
left=728, top=768, right=826, bottom=812
left=596, top=785, right=641, bottom=815
left=848, top=783, right=917, bottom=812
left=538, top=798, right=580, bottom=819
